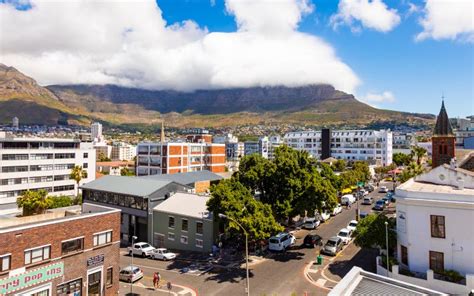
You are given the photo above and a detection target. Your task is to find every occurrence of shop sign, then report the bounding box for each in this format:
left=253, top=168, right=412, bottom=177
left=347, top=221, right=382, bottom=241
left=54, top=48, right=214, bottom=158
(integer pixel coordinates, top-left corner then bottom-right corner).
left=87, top=254, right=104, bottom=268
left=0, top=262, right=64, bottom=295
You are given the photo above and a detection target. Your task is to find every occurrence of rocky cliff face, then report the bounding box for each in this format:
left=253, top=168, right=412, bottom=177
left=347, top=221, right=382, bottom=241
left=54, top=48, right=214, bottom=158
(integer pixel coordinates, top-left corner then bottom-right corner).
left=0, top=64, right=58, bottom=99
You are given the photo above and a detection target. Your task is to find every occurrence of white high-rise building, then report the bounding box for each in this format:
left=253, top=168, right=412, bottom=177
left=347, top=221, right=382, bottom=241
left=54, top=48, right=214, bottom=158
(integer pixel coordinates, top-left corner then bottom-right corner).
left=0, top=135, right=96, bottom=215
left=91, top=122, right=103, bottom=142
left=111, top=142, right=136, bottom=161
left=284, top=129, right=393, bottom=166
left=12, top=117, right=19, bottom=129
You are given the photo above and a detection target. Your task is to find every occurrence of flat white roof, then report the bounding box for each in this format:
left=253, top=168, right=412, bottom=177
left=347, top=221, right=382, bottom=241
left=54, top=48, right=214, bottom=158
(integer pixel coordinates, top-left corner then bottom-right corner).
left=153, top=192, right=211, bottom=219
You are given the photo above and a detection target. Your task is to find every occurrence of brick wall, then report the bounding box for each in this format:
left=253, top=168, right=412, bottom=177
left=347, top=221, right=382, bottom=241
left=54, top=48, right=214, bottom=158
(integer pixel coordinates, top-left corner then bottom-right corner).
left=194, top=181, right=210, bottom=193
left=0, top=211, right=120, bottom=295
left=432, top=136, right=456, bottom=168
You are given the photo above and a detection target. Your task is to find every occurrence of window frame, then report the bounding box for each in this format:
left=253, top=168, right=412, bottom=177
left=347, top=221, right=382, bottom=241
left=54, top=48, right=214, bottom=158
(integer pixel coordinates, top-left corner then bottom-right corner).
left=24, top=245, right=51, bottom=265
left=195, top=239, right=203, bottom=248
left=61, top=237, right=84, bottom=255
left=106, top=267, right=113, bottom=286
left=400, top=245, right=408, bottom=266
left=93, top=230, right=113, bottom=247
left=180, top=235, right=188, bottom=245
left=429, top=250, right=444, bottom=272
left=430, top=215, right=445, bottom=239
left=196, top=221, right=203, bottom=236
left=181, top=218, right=188, bottom=232
left=168, top=216, right=175, bottom=229
left=168, top=232, right=175, bottom=241
left=0, top=254, right=11, bottom=272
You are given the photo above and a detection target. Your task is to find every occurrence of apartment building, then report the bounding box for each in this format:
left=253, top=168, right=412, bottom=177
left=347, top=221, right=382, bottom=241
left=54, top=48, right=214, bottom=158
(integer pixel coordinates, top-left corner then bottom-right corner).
left=91, top=122, right=103, bottom=143
left=0, top=134, right=96, bottom=215
left=0, top=203, right=120, bottom=296
left=284, top=129, right=393, bottom=166
left=136, top=141, right=226, bottom=176
left=111, top=142, right=136, bottom=161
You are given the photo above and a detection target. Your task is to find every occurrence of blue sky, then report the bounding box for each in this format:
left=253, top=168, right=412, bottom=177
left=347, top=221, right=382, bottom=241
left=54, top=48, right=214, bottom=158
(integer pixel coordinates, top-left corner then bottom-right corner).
left=1, top=0, right=472, bottom=117
left=157, top=0, right=473, bottom=117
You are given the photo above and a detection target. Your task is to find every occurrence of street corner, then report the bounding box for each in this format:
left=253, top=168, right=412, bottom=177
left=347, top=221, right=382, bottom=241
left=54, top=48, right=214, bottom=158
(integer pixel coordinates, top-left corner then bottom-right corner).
left=120, top=281, right=198, bottom=296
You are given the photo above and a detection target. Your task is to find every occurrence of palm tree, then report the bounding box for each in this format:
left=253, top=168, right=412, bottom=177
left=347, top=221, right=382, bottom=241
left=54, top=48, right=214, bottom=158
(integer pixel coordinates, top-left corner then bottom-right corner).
left=70, top=165, right=88, bottom=201
left=411, top=146, right=427, bottom=165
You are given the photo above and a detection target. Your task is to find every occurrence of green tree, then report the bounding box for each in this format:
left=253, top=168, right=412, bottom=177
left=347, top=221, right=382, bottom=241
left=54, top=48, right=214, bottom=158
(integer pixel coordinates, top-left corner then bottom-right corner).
left=98, top=152, right=111, bottom=162
left=120, top=167, right=135, bottom=176
left=352, top=161, right=371, bottom=182
left=235, top=154, right=275, bottom=202
left=393, top=152, right=412, bottom=166
left=17, top=190, right=52, bottom=216
left=332, top=159, right=346, bottom=171
left=207, top=179, right=283, bottom=241
left=49, top=195, right=74, bottom=209
left=398, top=162, right=425, bottom=183
left=353, top=214, right=396, bottom=251
left=70, top=165, right=87, bottom=200
left=411, top=146, right=427, bottom=165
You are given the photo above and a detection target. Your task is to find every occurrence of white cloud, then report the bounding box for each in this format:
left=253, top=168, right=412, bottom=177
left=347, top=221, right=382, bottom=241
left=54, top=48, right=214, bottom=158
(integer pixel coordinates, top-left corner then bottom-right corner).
left=416, top=0, right=474, bottom=42
left=0, top=0, right=359, bottom=93
left=360, top=91, right=396, bottom=104
left=330, top=0, right=401, bottom=33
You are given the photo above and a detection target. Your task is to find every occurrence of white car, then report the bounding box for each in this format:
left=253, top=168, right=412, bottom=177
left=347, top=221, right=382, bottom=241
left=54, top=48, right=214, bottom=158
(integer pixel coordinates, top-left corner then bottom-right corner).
left=151, top=248, right=176, bottom=261
left=318, top=211, right=331, bottom=222
left=331, top=204, right=343, bottom=216
left=128, top=242, right=155, bottom=257
left=347, top=220, right=358, bottom=232
left=337, top=228, right=352, bottom=245
left=360, top=189, right=369, bottom=196
left=341, top=194, right=356, bottom=205
left=379, top=186, right=389, bottom=193
left=119, top=265, right=143, bottom=283
left=303, top=217, right=320, bottom=229
left=268, top=232, right=295, bottom=251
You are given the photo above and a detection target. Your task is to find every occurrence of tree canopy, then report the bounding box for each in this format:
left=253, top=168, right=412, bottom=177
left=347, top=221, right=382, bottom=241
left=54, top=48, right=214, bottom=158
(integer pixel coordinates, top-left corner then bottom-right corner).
left=353, top=214, right=396, bottom=251
left=393, top=152, right=412, bottom=166
left=17, top=190, right=53, bottom=216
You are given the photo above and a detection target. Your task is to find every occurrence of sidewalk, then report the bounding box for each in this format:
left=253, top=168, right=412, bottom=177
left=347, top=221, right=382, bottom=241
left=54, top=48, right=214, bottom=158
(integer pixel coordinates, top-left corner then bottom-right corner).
left=119, top=279, right=197, bottom=296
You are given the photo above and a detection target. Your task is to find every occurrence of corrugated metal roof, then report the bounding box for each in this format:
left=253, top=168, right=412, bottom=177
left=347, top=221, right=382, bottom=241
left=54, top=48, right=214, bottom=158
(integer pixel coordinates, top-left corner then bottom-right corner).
left=153, top=192, right=211, bottom=219
left=141, top=170, right=223, bottom=186
left=81, top=175, right=171, bottom=197
left=352, top=277, right=426, bottom=296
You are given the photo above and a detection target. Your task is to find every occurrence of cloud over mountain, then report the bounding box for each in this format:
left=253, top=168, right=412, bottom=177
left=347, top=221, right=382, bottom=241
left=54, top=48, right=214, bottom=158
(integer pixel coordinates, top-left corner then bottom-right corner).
left=0, top=0, right=359, bottom=93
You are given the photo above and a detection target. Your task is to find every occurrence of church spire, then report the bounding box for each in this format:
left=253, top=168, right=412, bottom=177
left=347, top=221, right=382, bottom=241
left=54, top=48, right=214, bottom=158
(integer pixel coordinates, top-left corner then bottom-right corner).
left=433, top=99, right=453, bottom=136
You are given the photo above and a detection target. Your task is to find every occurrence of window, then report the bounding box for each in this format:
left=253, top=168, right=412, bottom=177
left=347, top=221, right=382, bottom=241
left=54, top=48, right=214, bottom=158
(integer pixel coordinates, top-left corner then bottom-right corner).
left=429, top=251, right=444, bottom=272
left=168, top=232, right=175, bottom=241
left=180, top=236, right=188, bottom=244
left=83, top=152, right=88, bottom=158
left=168, top=216, right=175, bottom=229
left=106, top=267, right=113, bottom=286
left=196, top=239, right=203, bottom=248
left=61, top=238, right=84, bottom=255
left=25, top=245, right=51, bottom=265
left=430, top=215, right=445, bottom=238
left=83, top=163, right=88, bottom=169
left=93, top=231, right=112, bottom=247
left=57, top=278, right=82, bottom=295
left=196, top=222, right=203, bottom=235
left=182, top=219, right=188, bottom=232
left=401, top=245, right=408, bottom=266
left=0, top=254, right=11, bottom=272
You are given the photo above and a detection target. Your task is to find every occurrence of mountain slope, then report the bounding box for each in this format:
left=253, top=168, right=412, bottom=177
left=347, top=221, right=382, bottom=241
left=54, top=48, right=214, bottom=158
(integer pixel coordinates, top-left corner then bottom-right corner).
left=0, top=64, right=434, bottom=128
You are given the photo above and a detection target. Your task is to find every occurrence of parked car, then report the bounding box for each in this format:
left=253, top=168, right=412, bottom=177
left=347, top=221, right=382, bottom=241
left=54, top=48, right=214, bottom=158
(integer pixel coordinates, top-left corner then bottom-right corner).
left=379, top=186, right=389, bottom=193
left=331, top=204, right=343, bottom=216
left=359, top=212, right=370, bottom=219
left=359, top=189, right=369, bottom=196
left=119, top=266, right=144, bottom=283
left=318, top=211, right=331, bottom=222
left=347, top=220, right=358, bottom=232
left=365, top=184, right=375, bottom=192
left=341, top=194, right=356, bottom=205
left=128, top=242, right=155, bottom=258
left=151, top=248, right=176, bottom=261
left=322, top=236, right=343, bottom=256
left=337, top=228, right=352, bottom=245
left=303, top=234, right=323, bottom=248
left=303, top=217, right=320, bottom=229
left=269, top=232, right=295, bottom=251
left=362, top=196, right=373, bottom=205
left=381, top=196, right=391, bottom=205
left=373, top=200, right=386, bottom=211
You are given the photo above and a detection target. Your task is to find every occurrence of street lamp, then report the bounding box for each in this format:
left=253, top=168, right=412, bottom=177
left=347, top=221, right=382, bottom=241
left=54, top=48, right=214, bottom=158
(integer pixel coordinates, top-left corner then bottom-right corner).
left=218, top=213, right=250, bottom=296
left=384, top=221, right=389, bottom=277
left=130, top=235, right=138, bottom=295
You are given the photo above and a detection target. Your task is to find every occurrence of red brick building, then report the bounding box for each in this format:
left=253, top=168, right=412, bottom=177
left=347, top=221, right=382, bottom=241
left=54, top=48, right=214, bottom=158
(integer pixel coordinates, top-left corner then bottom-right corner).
left=0, top=203, right=120, bottom=296
left=432, top=101, right=456, bottom=168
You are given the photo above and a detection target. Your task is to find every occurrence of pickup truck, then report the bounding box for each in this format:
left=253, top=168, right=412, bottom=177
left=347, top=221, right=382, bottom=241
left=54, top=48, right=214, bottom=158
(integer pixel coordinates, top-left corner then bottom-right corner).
left=128, top=242, right=155, bottom=258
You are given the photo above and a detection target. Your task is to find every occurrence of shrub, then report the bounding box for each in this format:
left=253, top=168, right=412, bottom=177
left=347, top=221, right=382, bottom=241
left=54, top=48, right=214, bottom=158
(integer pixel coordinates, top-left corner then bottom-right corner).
left=438, top=269, right=465, bottom=283
left=49, top=195, right=74, bottom=209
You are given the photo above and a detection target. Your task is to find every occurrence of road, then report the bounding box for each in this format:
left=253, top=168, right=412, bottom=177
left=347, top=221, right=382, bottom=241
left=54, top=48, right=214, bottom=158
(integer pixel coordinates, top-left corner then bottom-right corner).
left=119, top=182, right=392, bottom=296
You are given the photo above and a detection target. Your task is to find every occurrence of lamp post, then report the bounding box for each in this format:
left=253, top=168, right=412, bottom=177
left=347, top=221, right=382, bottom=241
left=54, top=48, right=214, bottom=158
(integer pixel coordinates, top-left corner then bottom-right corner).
left=218, top=213, right=250, bottom=296
left=384, top=221, right=389, bottom=277
left=130, top=235, right=138, bottom=295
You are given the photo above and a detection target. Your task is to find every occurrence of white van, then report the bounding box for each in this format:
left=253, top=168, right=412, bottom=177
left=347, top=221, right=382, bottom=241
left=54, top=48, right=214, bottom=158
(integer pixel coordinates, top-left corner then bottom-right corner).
left=268, top=232, right=295, bottom=251
left=341, top=194, right=356, bottom=205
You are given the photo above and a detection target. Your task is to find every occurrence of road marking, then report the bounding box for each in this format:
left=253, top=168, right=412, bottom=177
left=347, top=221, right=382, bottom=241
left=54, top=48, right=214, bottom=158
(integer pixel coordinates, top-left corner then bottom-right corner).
left=316, top=279, right=327, bottom=286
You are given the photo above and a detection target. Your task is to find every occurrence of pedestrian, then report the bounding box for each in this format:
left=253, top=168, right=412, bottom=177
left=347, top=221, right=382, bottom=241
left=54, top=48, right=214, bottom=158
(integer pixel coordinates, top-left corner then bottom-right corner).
left=153, top=272, right=161, bottom=290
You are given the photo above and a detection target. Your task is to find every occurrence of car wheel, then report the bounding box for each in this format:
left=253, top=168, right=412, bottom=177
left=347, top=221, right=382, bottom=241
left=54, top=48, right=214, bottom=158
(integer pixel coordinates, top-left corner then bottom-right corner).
left=129, top=251, right=132, bottom=256
left=142, top=252, right=146, bottom=258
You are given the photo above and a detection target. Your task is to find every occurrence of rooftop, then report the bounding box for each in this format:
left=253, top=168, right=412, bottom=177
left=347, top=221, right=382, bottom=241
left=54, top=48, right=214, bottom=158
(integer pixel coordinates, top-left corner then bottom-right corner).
left=81, top=175, right=172, bottom=197
left=329, top=267, right=446, bottom=296
left=0, top=203, right=119, bottom=233
left=153, top=192, right=211, bottom=219
left=141, top=170, right=223, bottom=185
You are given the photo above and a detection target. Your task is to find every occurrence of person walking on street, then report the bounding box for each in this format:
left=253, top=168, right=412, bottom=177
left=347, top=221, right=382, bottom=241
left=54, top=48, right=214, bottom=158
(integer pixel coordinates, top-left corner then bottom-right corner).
left=153, top=272, right=161, bottom=290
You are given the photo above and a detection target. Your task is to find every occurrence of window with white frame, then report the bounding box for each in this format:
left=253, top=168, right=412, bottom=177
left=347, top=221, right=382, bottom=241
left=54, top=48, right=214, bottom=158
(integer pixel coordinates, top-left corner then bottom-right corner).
left=180, top=235, right=188, bottom=244
left=0, top=254, right=11, bottom=272
left=196, top=239, right=203, bottom=248
left=93, top=231, right=112, bottom=247
left=168, top=216, right=175, bottom=229
left=182, top=219, right=188, bottom=232
left=168, top=232, right=175, bottom=241
left=25, top=245, right=50, bottom=265
left=196, top=221, right=203, bottom=235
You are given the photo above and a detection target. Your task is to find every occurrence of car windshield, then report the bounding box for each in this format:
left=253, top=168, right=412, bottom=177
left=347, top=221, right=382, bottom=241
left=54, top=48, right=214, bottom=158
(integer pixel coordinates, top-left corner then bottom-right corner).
left=133, top=268, right=140, bottom=273
left=376, top=201, right=384, bottom=205
left=338, top=231, right=348, bottom=237
left=326, top=240, right=336, bottom=246
left=269, top=238, right=279, bottom=244
left=141, top=244, right=151, bottom=248
left=349, top=222, right=357, bottom=227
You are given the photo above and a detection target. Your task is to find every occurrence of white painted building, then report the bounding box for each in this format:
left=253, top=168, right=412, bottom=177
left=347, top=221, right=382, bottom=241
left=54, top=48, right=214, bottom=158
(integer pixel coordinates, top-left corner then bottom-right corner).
left=395, top=164, right=474, bottom=276
left=0, top=135, right=96, bottom=215
left=91, top=122, right=103, bottom=142
left=244, top=137, right=270, bottom=159
left=284, top=129, right=393, bottom=166
left=111, top=142, right=136, bottom=161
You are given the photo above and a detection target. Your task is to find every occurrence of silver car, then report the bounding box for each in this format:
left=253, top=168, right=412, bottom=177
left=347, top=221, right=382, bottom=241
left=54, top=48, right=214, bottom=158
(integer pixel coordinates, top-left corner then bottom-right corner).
left=119, top=265, right=143, bottom=283
left=322, top=236, right=343, bottom=256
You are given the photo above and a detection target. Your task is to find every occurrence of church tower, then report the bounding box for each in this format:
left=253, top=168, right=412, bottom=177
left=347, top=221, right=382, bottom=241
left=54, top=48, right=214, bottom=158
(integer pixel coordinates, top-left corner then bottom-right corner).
left=432, top=100, right=455, bottom=168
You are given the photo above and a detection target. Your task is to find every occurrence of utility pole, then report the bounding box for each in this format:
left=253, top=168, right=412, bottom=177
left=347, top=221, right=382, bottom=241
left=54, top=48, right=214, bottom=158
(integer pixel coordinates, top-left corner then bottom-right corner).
left=385, top=221, right=389, bottom=277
